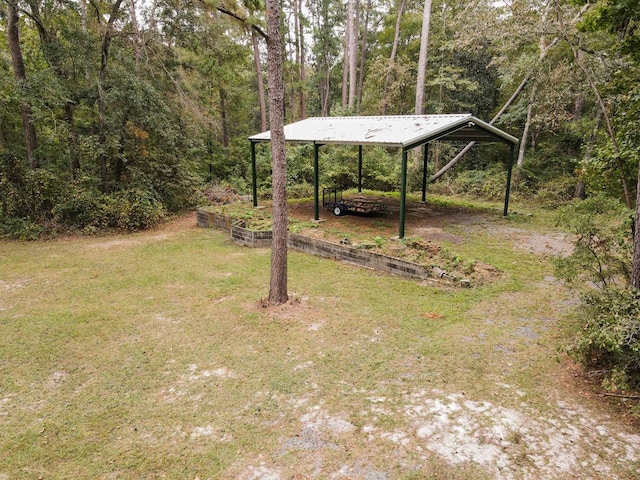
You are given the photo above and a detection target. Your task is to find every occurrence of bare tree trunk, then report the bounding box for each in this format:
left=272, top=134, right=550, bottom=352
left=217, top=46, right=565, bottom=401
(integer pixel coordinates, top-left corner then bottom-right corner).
left=430, top=3, right=591, bottom=182
left=430, top=74, right=530, bottom=182
left=252, top=30, right=267, bottom=131
left=415, top=0, right=432, bottom=115
left=128, top=0, right=143, bottom=67
left=356, top=0, right=371, bottom=107
left=96, top=0, right=125, bottom=193
left=517, top=82, right=537, bottom=169
left=265, top=0, right=289, bottom=305
left=315, top=0, right=332, bottom=116
left=297, top=0, right=307, bottom=119
left=633, top=166, right=640, bottom=289
left=341, top=0, right=353, bottom=108
left=347, top=0, right=358, bottom=110
left=321, top=66, right=330, bottom=115
left=567, top=40, right=631, bottom=208
left=7, top=3, right=39, bottom=169
left=289, top=0, right=298, bottom=120
left=80, top=0, right=88, bottom=32
left=382, top=0, right=406, bottom=115
left=65, top=103, right=81, bottom=175
left=220, top=88, right=229, bottom=147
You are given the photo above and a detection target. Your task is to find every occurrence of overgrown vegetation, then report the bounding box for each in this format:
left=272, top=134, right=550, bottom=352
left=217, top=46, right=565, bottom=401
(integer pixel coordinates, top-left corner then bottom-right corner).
left=567, top=289, right=640, bottom=393
left=555, top=196, right=640, bottom=393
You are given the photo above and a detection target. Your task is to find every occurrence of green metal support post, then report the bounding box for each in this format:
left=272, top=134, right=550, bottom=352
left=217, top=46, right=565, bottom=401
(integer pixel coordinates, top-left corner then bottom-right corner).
left=503, top=143, right=515, bottom=216
left=421, top=143, right=429, bottom=202
left=399, top=149, right=408, bottom=239
left=358, top=145, right=363, bottom=193
left=314, top=143, right=320, bottom=221
left=251, top=141, right=258, bottom=207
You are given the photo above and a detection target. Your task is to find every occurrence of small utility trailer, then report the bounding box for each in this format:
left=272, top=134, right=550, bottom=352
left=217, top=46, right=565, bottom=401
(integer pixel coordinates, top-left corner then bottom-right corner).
left=322, top=187, right=387, bottom=216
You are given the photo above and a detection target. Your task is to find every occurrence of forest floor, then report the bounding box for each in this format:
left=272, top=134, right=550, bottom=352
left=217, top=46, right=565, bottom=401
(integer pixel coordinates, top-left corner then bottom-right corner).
left=1, top=195, right=640, bottom=479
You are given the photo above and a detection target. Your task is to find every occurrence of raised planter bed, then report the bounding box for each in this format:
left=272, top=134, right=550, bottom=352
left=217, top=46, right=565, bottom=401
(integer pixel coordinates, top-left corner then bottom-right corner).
left=196, top=207, right=467, bottom=285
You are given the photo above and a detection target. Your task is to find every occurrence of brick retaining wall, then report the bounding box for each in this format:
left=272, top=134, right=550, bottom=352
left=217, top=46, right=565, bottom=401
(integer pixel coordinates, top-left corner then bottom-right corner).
left=288, top=233, right=431, bottom=280
left=196, top=208, right=441, bottom=282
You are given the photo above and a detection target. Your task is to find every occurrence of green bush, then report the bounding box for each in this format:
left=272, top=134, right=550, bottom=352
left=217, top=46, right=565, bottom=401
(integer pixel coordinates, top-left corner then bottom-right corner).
left=533, top=175, right=578, bottom=207
left=554, top=195, right=632, bottom=289
left=556, top=195, right=640, bottom=392
left=0, top=217, right=43, bottom=240
left=54, top=188, right=166, bottom=232
left=434, top=166, right=506, bottom=200
left=0, top=154, right=67, bottom=222
left=567, top=288, right=640, bottom=392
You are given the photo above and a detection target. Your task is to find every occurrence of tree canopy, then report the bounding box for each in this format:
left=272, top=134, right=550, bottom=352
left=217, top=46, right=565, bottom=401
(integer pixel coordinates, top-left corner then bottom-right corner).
left=1, top=0, right=639, bottom=239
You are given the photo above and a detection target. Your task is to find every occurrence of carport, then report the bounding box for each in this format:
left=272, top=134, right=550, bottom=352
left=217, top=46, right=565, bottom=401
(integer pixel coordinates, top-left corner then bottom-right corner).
left=249, top=114, right=519, bottom=239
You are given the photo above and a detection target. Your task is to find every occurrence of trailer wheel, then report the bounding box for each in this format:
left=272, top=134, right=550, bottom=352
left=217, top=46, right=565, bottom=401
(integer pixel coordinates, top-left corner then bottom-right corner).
left=333, top=205, right=343, bottom=216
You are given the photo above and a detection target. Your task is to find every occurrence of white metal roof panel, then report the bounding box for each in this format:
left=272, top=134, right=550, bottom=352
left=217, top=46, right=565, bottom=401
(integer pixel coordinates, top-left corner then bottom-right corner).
left=249, top=114, right=518, bottom=147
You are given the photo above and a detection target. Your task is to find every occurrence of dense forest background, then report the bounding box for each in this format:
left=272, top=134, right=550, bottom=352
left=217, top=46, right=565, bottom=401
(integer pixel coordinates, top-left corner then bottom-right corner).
left=0, top=0, right=639, bottom=238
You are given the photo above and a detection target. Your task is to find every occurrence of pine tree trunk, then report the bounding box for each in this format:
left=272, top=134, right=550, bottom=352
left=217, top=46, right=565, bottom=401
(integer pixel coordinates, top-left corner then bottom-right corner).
left=298, top=0, right=307, bottom=119
left=7, top=3, right=39, bottom=169
left=347, top=0, right=358, bottom=110
left=96, top=0, right=124, bottom=193
left=382, top=0, right=405, bottom=115
left=633, top=165, right=640, bottom=289
left=265, top=0, right=289, bottom=305
left=252, top=30, right=267, bottom=131
left=341, top=0, right=353, bottom=108
left=415, top=0, right=432, bottom=115
left=356, top=0, right=371, bottom=107
left=220, top=88, right=229, bottom=148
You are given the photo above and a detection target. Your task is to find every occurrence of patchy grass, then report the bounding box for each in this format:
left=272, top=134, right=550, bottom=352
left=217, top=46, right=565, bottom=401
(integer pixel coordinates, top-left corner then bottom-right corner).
left=1, top=206, right=639, bottom=479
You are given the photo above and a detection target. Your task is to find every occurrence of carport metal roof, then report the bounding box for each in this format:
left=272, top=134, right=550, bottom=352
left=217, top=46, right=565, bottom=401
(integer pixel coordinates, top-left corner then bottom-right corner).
left=248, top=114, right=519, bottom=148
left=249, top=114, right=519, bottom=238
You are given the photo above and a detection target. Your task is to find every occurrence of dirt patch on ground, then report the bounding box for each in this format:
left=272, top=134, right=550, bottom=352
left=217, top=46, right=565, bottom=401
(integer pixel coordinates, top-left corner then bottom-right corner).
left=229, top=384, right=640, bottom=480
left=485, top=225, right=573, bottom=257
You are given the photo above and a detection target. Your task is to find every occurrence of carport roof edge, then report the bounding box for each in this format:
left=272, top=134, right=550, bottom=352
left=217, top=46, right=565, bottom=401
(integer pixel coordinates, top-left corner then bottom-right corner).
left=248, top=114, right=519, bottom=148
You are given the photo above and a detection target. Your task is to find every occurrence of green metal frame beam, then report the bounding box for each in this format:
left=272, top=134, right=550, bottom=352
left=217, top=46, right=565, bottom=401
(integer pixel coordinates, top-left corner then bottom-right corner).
left=358, top=145, right=363, bottom=193
left=421, top=143, right=429, bottom=203
left=314, top=143, right=321, bottom=220
left=251, top=141, right=258, bottom=207
left=503, top=143, right=515, bottom=216
left=399, top=149, right=408, bottom=239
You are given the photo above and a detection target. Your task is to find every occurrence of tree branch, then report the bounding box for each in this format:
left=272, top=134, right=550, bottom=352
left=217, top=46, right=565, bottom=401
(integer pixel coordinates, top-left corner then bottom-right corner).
left=601, top=392, right=640, bottom=400
left=216, top=6, right=267, bottom=40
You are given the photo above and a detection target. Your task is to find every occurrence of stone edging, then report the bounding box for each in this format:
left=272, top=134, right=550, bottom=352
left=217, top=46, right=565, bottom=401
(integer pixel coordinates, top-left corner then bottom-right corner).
left=196, top=208, right=463, bottom=284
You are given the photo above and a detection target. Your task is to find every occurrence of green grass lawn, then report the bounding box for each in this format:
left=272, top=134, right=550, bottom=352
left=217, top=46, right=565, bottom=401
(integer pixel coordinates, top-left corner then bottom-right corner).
left=1, top=202, right=639, bottom=479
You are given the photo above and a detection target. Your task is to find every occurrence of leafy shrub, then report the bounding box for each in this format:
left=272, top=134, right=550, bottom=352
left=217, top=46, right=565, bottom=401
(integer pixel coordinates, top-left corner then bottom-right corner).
left=556, top=195, right=640, bottom=392
left=0, top=154, right=67, bottom=222
left=567, top=288, right=640, bottom=392
left=430, top=166, right=506, bottom=200
left=533, top=175, right=579, bottom=207
left=54, top=188, right=166, bottom=232
left=53, top=188, right=103, bottom=228
left=0, top=217, right=43, bottom=240
left=554, top=195, right=632, bottom=289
